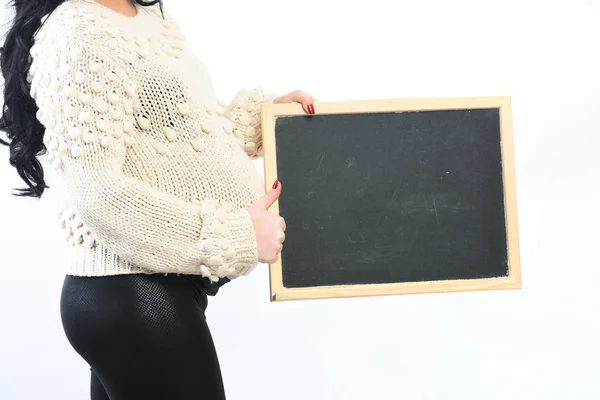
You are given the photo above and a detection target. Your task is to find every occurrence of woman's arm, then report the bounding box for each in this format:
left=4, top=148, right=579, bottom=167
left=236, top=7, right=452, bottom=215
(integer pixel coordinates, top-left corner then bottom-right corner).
left=32, top=37, right=258, bottom=280
left=189, top=57, right=316, bottom=159
left=224, top=87, right=278, bottom=159
left=223, top=88, right=317, bottom=159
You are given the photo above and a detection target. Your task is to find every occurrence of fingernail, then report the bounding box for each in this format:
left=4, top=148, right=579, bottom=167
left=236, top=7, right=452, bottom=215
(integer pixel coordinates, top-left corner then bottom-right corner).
left=308, top=104, right=315, bottom=114
left=272, top=180, right=279, bottom=189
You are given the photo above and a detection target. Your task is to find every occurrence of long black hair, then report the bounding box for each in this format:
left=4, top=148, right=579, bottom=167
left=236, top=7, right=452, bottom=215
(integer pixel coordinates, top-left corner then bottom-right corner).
left=0, top=0, right=162, bottom=197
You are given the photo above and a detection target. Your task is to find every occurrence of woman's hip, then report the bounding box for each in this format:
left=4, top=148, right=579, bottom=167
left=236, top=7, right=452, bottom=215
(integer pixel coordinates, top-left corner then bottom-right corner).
left=60, top=273, right=226, bottom=399
left=60, top=273, right=210, bottom=355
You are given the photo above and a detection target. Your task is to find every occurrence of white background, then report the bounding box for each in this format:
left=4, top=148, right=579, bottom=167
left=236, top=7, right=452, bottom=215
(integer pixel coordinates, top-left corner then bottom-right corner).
left=1, top=0, right=599, bottom=399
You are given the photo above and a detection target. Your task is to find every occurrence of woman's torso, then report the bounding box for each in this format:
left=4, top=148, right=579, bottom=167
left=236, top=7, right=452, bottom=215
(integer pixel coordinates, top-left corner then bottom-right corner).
left=31, top=0, right=266, bottom=274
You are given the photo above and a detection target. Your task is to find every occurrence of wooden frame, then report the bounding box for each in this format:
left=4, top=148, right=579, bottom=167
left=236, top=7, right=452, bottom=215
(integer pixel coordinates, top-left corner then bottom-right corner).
left=261, top=96, right=521, bottom=302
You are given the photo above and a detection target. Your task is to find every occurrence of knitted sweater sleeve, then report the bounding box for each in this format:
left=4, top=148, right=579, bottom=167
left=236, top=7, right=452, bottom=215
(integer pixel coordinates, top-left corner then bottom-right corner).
left=32, top=38, right=259, bottom=280
left=187, top=50, right=278, bottom=159
left=224, top=87, right=278, bottom=160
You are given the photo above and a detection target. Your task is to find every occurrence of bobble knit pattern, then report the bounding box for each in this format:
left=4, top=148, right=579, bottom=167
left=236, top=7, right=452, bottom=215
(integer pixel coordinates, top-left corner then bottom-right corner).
left=30, top=0, right=278, bottom=281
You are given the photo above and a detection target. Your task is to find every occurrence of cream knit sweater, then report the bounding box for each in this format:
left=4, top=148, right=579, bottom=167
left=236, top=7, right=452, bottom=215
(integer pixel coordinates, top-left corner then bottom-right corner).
left=29, top=0, right=277, bottom=281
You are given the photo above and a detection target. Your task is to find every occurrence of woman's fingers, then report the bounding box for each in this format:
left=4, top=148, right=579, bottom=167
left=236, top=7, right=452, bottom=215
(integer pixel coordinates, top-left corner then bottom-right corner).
left=292, top=90, right=315, bottom=114
left=275, top=90, right=316, bottom=114
left=279, top=216, right=286, bottom=232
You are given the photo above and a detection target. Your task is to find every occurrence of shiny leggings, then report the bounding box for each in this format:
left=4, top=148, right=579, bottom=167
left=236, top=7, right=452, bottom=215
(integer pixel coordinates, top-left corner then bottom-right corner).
left=60, top=273, right=230, bottom=400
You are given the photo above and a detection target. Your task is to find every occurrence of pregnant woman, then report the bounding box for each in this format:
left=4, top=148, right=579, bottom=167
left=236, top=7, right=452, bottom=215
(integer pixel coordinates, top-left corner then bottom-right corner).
left=0, top=0, right=315, bottom=398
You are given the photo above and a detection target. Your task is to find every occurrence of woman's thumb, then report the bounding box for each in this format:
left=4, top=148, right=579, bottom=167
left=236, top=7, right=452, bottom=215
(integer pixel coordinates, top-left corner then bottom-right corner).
left=252, top=180, right=281, bottom=211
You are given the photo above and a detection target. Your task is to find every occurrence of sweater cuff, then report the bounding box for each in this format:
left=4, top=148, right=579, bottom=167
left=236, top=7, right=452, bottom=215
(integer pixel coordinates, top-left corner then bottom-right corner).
left=196, top=199, right=259, bottom=282
left=227, top=87, right=278, bottom=158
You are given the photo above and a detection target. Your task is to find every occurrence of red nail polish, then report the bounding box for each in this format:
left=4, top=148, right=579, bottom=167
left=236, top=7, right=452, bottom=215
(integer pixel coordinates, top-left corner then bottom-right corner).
left=308, top=104, right=315, bottom=114
left=272, top=180, right=279, bottom=189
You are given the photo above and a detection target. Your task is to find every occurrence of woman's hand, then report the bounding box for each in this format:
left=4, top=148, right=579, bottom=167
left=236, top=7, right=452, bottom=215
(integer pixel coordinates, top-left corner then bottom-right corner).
left=247, top=180, right=286, bottom=264
left=274, top=90, right=316, bottom=115
left=226, top=180, right=286, bottom=280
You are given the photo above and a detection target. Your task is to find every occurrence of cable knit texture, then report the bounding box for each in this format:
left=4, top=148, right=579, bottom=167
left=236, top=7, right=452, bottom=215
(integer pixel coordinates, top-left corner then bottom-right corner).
left=29, top=0, right=277, bottom=281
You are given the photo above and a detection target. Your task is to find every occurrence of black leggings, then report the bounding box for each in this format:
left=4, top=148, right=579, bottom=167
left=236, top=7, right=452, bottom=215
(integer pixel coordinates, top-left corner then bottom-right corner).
left=60, top=273, right=230, bottom=400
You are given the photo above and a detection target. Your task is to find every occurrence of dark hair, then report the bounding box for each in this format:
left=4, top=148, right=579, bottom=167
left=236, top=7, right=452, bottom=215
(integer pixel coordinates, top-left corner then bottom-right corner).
left=0, top=0, right=162, bottom=197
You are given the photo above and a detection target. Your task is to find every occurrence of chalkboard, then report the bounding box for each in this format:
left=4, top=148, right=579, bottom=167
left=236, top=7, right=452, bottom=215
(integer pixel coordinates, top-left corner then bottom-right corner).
left=261, top=97, right=521, bottom=301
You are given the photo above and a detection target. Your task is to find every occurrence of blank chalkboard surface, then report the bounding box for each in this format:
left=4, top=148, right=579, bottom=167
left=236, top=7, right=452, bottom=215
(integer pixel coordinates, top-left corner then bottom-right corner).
left=261, top=97, right=521, bottom=301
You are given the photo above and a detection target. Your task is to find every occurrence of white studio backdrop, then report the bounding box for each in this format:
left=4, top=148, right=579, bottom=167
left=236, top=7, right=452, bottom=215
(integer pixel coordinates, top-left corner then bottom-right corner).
left=1, top=0, right=599, bottom=399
